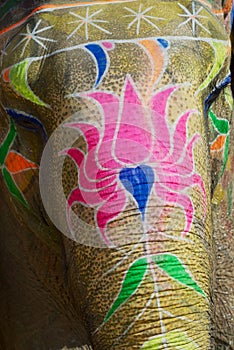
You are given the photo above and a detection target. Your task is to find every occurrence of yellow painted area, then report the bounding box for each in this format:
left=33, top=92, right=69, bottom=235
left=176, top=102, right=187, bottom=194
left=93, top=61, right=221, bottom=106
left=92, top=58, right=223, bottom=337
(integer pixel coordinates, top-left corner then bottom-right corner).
left=212, top=183, right=225, bottom=205
left=141, top=330, right=199, bottom=349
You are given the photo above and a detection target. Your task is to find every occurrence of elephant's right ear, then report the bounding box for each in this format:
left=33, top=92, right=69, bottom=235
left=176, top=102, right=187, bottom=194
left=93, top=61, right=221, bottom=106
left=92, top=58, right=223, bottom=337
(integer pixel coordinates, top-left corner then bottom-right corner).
left=210, top=0, right=233, bottom=32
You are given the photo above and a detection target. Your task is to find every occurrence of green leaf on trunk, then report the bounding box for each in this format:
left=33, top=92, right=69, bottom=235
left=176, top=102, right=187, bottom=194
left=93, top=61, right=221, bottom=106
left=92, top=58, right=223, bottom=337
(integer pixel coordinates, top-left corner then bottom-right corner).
left=141, top=330, right=199, bottom=349
left=220, top=134, right=229, bottom=177
left=209, top=110, right=229, bottom=135
left=104, top=257, right=148, bottom=323
left=152, top=253, right=206, bottom=297
left=0, top=118, right=16, bottom=166
left=2, top=167, right=28, bottom=207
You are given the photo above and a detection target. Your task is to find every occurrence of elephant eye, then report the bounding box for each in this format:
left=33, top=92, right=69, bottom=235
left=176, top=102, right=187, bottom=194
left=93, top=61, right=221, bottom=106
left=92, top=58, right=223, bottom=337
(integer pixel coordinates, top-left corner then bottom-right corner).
left=5, top=108, right=48, bottom=142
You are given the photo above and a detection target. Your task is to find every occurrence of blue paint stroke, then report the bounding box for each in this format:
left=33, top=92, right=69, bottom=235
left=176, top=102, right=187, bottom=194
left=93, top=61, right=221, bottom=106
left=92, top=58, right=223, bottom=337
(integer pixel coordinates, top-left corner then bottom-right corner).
left=204, top=73, right=231, bottom=115
left=157, top=38, right=169, bottom=49
left=231, top=2, right=234, bottom=30
left=6, top=108, right=48, bottom=141
left=85, top=44, right=108, bottom=87
left=119, top=165, right=154, bottom=221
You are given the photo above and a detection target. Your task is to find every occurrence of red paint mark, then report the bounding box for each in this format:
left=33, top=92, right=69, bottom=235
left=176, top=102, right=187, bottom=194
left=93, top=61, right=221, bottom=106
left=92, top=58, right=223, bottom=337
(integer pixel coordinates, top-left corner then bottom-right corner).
left=102, top=41, right=114, bottom=49
left=3, top=68, right=10, bottom=82
left=0, top=0, right=130, bottom=35
left=5, top=151, right=38, bottom=173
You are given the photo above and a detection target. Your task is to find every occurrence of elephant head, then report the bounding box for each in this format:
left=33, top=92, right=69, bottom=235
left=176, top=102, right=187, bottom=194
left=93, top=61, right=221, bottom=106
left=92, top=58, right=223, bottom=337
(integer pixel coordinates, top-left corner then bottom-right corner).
left=0, top=0, right=233, bottom=349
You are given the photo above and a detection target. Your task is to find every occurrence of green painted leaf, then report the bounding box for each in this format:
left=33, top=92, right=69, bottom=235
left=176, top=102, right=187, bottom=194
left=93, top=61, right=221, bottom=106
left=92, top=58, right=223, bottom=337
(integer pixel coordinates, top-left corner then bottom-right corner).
left=209, top=110, right=229, bottom=134
left=220, top=134, right=229, bottom=177
left=2, top=167, right=28, bottom=207
left=198, top=42, right=228, bottom=91
left=227, top=182, right=233, bottom=216
left=141, top=330, right=198, bottom=349
left=9, top=59, right=47, bottom=107
left=152, top=253, right=205, bottom=297
left=0, top=118, right=16, bottom=166
left=104, top=257, right=148, bottom=323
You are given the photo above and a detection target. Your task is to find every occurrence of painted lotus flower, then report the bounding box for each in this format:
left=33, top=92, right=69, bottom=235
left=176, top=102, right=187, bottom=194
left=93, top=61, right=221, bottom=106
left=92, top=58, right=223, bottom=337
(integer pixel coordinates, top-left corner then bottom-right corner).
left=61, top=76, right=206, bottom=246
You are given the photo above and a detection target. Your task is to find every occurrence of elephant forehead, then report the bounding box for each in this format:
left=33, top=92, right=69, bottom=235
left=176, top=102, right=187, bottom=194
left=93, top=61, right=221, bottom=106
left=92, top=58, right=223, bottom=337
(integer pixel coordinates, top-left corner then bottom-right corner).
left=0, top=0, right=229, bottom=38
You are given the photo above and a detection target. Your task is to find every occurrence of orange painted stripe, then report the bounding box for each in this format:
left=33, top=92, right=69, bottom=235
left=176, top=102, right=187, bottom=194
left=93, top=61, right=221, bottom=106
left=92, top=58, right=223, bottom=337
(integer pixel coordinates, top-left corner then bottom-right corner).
left=196, top=0, right=232, bottom=15
left=139, top=39, right=164, bottom=88
left=210, top=135, right=226, bottom=151
left=0, top=0, right=134, bottom=36
left=5, top=151, right=38, bottom=173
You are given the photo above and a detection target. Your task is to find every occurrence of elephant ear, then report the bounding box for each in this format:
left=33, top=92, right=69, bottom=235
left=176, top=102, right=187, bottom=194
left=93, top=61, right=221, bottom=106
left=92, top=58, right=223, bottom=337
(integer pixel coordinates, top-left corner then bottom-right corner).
left=205, top=77, right=232, bottom=192
left=141, top=330, right=199, bottom=349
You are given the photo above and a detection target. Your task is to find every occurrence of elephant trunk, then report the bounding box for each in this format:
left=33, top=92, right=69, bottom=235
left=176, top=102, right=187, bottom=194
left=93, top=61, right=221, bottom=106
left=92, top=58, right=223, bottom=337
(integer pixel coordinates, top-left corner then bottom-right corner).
left=58, top=109, right=213, bottom=348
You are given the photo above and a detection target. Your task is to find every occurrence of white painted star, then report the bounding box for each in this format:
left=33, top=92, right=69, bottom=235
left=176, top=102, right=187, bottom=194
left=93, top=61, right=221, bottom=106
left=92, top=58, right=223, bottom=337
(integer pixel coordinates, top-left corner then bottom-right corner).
left=178, top=2, right=210, bottom=35
left=124, top=4, right=165, bottom=35
left=13, top=19, right=56, bottom=57
left=68, top=8, right=111, bottom=40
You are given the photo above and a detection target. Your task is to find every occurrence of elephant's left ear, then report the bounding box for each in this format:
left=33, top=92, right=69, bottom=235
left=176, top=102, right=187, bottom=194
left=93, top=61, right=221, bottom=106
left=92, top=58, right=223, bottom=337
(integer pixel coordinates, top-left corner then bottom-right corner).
left=205, top=74, right=233, bottom=196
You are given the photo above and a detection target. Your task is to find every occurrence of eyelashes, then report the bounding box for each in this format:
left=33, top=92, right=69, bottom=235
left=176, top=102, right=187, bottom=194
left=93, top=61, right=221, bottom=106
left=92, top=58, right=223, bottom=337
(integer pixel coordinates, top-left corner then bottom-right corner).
left=5, top=108, right=48, bottom=142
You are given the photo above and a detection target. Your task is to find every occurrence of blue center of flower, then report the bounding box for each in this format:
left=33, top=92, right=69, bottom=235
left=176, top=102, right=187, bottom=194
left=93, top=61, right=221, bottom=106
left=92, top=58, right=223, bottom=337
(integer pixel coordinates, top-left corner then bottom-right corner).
left=119, top=165, right=154, bottom=221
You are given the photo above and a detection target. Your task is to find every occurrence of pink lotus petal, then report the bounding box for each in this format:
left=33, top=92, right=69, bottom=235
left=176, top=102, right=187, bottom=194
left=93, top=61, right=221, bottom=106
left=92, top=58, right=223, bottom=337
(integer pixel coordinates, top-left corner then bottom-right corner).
left=96, top=134, right=121, bottom=169
left=156, top=173, right=181, bottom=192
left=78, top=153, right=116, bottom=192
left=85, top=92, right=119, bottom=126
left=176, top=134, right=200, bottom=175
left=68, top=187, right=102, bottom=207
left=66, top=188, right=99, bottom=241
left=113, top=77, right=154, bottom=163
left=82, top=93, right=120, bottom=168
left=60, top=148, right=84, bottom=167
left=155, top=183, right=194, bottom=236
left=79, top=147, right=99, bottom=183
left=98, top=181, right=118, bottom=200
left=96, top=188, right=127, bottom=246
left=64, top=123, right=100, bottom=151
left=159, top=134, right=200, bottom=176
left=115, top=124, right=153, bottom=163
left=151, top=86, right=178, bottom=160
left=122, top=76, right=142, bottom=106
left=170, top=110, right=197, bottom=163
left=186, top=173, right=207, bottom=217
left=157, top=171, right=206, bottom=213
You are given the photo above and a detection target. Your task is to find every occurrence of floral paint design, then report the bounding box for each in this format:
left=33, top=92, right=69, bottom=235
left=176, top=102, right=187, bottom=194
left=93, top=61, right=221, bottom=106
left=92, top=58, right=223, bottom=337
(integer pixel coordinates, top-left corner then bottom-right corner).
left=61, top=76, right=207, bottom=246
left=60, top=77, right=207, bottom=346
left=0, top=116, right=38, bottom=207
left=209, top=109, right=230, bottom=176
left=2, top=37, right=168, bottom=107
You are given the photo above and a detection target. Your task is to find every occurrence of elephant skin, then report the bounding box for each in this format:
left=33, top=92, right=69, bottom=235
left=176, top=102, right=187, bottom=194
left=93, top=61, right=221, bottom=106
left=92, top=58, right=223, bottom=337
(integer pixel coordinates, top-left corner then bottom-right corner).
left=0, top=0, right=233, bottom=349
